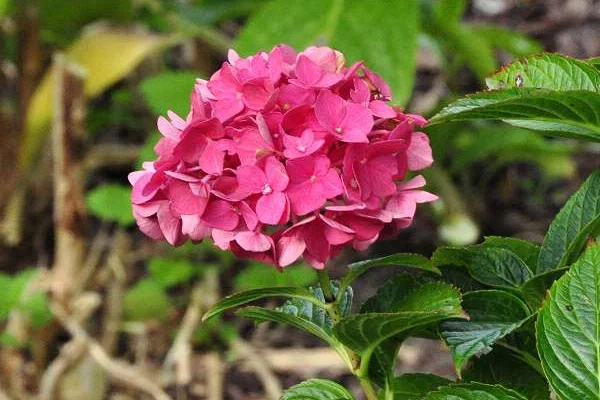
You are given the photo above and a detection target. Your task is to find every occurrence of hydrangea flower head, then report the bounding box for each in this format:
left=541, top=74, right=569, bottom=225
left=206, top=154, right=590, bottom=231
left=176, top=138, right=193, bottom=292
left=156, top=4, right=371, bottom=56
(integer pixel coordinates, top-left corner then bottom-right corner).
left=130, top=45, right=437, bottom=269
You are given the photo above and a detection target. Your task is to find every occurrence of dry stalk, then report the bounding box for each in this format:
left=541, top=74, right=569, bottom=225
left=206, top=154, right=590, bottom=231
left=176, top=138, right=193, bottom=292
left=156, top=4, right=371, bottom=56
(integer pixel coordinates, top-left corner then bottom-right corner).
left=50, top=53, right=87, bottom=305
left=231, top=338, right=282, bottom=400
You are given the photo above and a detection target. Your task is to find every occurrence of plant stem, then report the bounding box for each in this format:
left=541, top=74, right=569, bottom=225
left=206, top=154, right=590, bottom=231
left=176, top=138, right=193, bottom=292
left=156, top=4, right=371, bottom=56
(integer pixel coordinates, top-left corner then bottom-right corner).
left=359, top=377, right=379, bottom=400
left=317, top=269, right=334, bottom=302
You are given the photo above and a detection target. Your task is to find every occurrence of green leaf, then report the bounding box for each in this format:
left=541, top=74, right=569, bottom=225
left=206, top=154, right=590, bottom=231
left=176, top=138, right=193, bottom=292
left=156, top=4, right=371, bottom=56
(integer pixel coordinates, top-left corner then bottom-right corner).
left=429, top=88, right=600, bottom=142
left=486, top=53, right=600, bottom=91
left=537, top=244, right=600, bottom=400
left=280, top=378, right=354, bottom=400
left=340, top=253, right=439, bottom=296
left=433, top=246, right=532, bottom=289
left=463, top=348, right=550, bottom=400
left=434, top=0, right=466, bottom=23
left=538, top=171, right=600, bottom=273
left=520, top=267, right=569, bottom=310
left=391, top=373, right=452, bottom=400
left=234, top=262, right=317, bottom=291
left=237, top=307, right=339, bottom=350
left=422, top=383, right=527, bottom=400
left=480, top=236, right=540, bottom=273
left=85, top=184, right=134, bottom=226
left=440, top=290, right=531, bottom=373
left=236, top=0, right=419, bottom=105
left=123, top=278, right=171, bottom=322
left=20, top=292, right=52, bottom=329
left=0, top=269, right=40, bottom=321
left=139, top=71, right=198, bottom=117
left=148, top=257, right=195, bottom=289
left=203, top=287, right=324, bottom=321
left=588, top=57, right=600, bottom=69
left=470, top=25, right=542, bottom=58
left=333, top=285, right=463, bottom=383
left=360, top=274, right=418, bottom=313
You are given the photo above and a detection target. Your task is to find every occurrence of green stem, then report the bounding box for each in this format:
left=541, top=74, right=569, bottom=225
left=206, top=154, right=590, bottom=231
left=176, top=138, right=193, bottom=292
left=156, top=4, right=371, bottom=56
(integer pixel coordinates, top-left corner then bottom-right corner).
left=359, top=377, right=379, bottom=400
left=317, top=269, right=334, bottom=303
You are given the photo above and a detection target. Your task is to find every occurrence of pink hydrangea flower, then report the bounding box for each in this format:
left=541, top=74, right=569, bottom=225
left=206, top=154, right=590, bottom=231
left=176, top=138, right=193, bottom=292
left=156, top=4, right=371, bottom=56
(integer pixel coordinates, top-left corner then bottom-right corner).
left=130, top=45, right=437, bottom=269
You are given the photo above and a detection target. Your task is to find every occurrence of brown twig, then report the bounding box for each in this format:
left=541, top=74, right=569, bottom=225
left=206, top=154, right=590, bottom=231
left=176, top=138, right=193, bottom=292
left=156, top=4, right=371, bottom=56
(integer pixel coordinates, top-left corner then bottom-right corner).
left=231, top=339, right=282, bottom=400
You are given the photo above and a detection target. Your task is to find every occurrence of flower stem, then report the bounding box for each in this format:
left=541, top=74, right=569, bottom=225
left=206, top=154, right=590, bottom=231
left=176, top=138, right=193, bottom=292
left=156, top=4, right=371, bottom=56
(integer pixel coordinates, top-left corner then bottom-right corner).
left=317, top=269, right=334, bottom=303
left=359, top=376, right=379, bottom=400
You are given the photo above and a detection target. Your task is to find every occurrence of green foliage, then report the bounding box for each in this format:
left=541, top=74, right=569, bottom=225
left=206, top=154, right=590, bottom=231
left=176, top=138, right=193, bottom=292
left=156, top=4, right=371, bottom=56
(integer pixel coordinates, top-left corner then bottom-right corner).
left=139, top=71, right=198, bottom=117
left=480, top=237, right=540, bottom=273
left=203, top=287, right=325, bottom=321
left=469, top=25, right=542, bottom=58
left=440, top=290, right=531, bottom=373
left=234, top=262, right=317, bottom=291
left=123, top=278, right=171, bottom=322
left=236, top=0, right=419, bottom=105
left=0, top=269, right=52, bottom=330
left=463, top=349, right=550, bottom=400
left=148, top=257, right=196, bottom=289
left=538, top=171, right=600, bottom=272
left=280, top=379, right=354, bottom=400
left=86, top=183, right=135, bottom=226
left=422, top=383, right=527, bottom=400
left=391, top=373, right=452, bottom=400
left=537, top=244, right=600, bottom=400
left=430, top=54, right=600, bottom=142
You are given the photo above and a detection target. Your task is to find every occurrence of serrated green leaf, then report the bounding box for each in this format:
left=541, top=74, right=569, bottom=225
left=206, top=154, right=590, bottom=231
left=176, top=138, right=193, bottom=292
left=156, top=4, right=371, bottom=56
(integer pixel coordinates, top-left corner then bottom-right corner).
left=203, top=287, right=324, bottom=321
left=480, top=236, right=541, bottom=273
left=236, top=0, right=418, bottom=105
left=440, top=290, right=531, bottom=373
left=433, top=246, right=532, bottom=289
left=391, top=373, right=452, bottom=400
left=422, top=382, right=528, bottom=400
left=470, top=25, right=542, bottom=58
left=234, top=263, right=317, bottom=291
left=139, top=71, right=197, bottom=117
left=429, top=88, right=600, bottom=142
left=340, top=253, right=439, bottom=297
left=588, top=57, right=600, bottom=69
left=537, top=244, right=600, bottom=400
left=85, top=184, right=134, bottom=226
left=486, top=53, right=600, bottom=91
left=463, top=348, right=550, bottom=400
left=520, top=267, right=569, bottom=310
left=361, top=274, right=418, bottom=313
left=280, top=378, right=354, bottom=400
left=538, top=171, right=600, bottom=273
left=147, top=257, right=195, bottom=288
left=123, top=278, right=171, bottom=322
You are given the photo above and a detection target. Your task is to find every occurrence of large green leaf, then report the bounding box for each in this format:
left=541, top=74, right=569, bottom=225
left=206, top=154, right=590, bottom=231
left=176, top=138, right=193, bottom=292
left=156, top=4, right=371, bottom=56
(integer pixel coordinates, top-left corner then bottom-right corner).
left=233, top=262, right=317, bottom=291
left=139, top=71, right=198, bottom=117
left=203, top=287, right=324, bottom=321
left=440, top=290, right=531, bottom=373
left=537, top=245, right=600, bottom=400
left=463, top=348, right=550, bottom=400
left=486, top=53, right=600, bottom=91
left=333, top=285, right=463, bottom=384
left=235, top=0, right=418, bottom=105
left=147, top=257, right=195, bottom=289
left=123, top=278, right=171, bottom=322
left=391, top=373, right=452, bottom=400
left=422, top=383, right=527, bottom=400
left=339, top=253, right=439, bottom=297
left=429, top=88, right=600, bottom=141
left=280, top=378, right=354, bottom=400
left=85, top=183, right=135, bottom=226
left=520, top=267, right=570, bottom=310
left=432, top=246, right=532, bottom=290
left=480, top=236, right=540, bottom=273
left=538, top=171, right=600, bottom=273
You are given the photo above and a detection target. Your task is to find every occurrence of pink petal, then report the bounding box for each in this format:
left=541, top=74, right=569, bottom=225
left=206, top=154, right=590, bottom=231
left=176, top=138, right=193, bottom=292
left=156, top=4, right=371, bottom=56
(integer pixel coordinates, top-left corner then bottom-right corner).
left=315, top=90, right=345, bottom=131
left=181, top=214, right=211, bottom=241
left=202, top=200, right=239, bottom=230
left=264, top=157, right=289, bottom=191
left=199, top=139, right=235, bottom=175
left=235, top=231, right=272, bottom=252
left=257, top=192, right=287, bottom=224
left=168, top=179, right=209, bottom=215
left=369, top=100, right=396, bottom=118
left=212, top=97, right=244, bottom=122
left=340, top=102, right=372, bottom=143
left=242, top=80, right=271, bottom=110
left=157, top=203, right=183, bottom=246
left=135, top=213, right=164, bottom=240
left=407, top=132, right=433, bottom=170
left=295, top=55, right=323, bottom=86
left=236, top=165, right=267, bottom=194
left=277, top=234, right=306, bottom=267
left=239, top=201, right=259, bottom=230
left=157, top=116, right=180, bottom=140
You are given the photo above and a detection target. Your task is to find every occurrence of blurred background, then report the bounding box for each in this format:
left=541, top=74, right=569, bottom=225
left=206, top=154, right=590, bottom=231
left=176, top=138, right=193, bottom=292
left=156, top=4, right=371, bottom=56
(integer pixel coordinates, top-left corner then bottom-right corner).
left=0, top=0, right=599, bottom=399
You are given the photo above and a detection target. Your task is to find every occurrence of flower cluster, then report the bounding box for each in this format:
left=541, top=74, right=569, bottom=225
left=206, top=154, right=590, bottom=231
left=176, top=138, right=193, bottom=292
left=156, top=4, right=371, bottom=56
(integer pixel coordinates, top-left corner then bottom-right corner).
left=130, top=45, right=437, bottom=269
